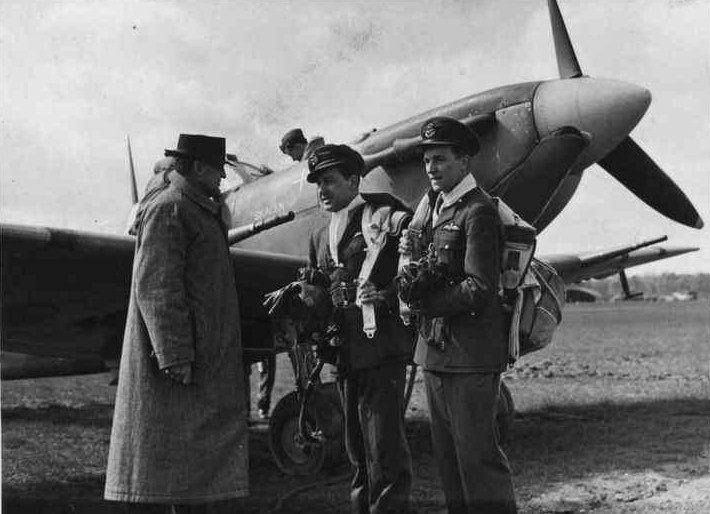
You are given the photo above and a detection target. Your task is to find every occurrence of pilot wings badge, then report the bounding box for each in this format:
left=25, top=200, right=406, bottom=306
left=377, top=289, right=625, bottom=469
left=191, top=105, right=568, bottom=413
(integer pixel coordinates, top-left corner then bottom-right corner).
left=442, top=222, right=461, bottom=232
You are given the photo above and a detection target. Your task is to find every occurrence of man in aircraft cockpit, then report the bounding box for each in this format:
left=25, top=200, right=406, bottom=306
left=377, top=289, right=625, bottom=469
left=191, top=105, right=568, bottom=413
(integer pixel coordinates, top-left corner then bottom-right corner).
left=279, top=127, right=325, bottom=162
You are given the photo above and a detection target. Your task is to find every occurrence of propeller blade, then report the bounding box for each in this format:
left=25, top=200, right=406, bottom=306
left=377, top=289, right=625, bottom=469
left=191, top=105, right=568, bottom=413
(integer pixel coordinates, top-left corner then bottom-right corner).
left=547, top=0, right=583, bottom=79
left=598, top=136, right=703, bottom=229
left=127, top=135, right=139, bottom=205
left=490, top=126, right=588, bottom=230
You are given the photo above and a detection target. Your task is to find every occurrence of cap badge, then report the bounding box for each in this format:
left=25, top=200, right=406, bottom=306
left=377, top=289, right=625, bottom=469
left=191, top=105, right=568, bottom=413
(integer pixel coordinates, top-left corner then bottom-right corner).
left=309, top=153, right=319, bottom=167
left=423, top=123, right=437, bottom=139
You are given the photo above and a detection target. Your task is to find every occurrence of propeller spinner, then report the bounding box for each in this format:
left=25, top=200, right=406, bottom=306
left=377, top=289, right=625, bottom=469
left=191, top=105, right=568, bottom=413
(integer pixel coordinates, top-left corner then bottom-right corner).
left=545, top=0, right=703, bottom=229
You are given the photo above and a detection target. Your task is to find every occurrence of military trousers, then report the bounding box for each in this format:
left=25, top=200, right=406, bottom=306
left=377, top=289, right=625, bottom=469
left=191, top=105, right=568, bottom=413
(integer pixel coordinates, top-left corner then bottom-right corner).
left=424, top=371, right=517, bottom=514
left=338, top=362, right=413, bottom=514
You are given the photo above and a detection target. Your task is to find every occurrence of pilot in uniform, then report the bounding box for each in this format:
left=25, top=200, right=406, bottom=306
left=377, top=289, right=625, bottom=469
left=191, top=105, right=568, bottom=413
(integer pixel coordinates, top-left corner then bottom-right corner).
left=399, top=117, right=517, bottom=513
left=306, top=144, right=414, bottom=514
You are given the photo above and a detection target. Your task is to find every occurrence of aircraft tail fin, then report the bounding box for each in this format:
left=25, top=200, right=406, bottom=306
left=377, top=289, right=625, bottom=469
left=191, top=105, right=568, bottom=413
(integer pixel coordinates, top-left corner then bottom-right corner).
left=547, top=0, right=583, bottom=79
left=127, top=134, right=139, bottom=205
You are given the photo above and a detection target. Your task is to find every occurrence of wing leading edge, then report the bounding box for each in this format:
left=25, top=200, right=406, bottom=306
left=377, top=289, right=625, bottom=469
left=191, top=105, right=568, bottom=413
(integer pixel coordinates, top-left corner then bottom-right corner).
left=0, top=223, right=306, bottom=366
left=541, top=236, right=699, bottom=284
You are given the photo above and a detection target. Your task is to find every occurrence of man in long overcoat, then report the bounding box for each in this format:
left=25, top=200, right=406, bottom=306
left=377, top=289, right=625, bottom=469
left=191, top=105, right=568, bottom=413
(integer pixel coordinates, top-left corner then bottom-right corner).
left=105, top=134, right=248, bottom=513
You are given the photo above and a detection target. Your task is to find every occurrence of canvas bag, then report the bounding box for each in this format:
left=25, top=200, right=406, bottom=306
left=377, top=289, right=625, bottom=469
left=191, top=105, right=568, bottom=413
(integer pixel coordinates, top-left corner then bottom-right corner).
left=508, top=258, right=566, bottom=363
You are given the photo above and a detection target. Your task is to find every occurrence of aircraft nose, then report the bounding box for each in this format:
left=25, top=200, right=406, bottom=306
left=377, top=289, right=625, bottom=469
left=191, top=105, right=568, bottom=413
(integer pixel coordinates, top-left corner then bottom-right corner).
left=534, top=77, right=651, bottom=164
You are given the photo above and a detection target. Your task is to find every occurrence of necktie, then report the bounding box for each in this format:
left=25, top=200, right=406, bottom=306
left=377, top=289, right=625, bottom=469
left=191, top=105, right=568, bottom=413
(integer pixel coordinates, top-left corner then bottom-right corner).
left=432, top=193, right=444, bottom=224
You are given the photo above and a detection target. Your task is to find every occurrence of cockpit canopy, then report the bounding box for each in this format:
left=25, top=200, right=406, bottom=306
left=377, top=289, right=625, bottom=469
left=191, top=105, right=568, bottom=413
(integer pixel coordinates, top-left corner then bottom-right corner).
left=221, top=153, right=274, bottom=194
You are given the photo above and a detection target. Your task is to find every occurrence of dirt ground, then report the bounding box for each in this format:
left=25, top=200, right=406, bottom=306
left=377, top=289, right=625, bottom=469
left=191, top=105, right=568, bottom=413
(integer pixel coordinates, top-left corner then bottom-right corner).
left=2, top=302, right=709, bottom=513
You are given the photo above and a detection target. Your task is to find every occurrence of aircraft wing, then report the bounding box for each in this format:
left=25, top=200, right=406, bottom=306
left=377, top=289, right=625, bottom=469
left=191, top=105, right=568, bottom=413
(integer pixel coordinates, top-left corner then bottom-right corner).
left=0, top=223, right=305, bottom=365
left=1, top=223, right=696, bottom=371
left=541, top=237, right=699, bottom=284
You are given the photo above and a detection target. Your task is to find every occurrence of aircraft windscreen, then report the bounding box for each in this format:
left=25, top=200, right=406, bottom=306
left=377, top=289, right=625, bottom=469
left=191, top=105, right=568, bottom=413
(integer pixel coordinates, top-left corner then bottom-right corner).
left=221, top=158, right=272, bottom=194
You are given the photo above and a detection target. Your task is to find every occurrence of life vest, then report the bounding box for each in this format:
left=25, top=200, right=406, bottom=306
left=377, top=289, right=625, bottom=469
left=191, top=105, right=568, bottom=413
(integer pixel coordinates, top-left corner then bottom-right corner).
left=357, top=203, right=410, bottom=338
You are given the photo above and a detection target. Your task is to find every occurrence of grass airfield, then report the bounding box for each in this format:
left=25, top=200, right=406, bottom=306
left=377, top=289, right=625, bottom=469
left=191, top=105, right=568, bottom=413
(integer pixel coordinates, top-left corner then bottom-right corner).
left=2, top=302, right=709, bottom=513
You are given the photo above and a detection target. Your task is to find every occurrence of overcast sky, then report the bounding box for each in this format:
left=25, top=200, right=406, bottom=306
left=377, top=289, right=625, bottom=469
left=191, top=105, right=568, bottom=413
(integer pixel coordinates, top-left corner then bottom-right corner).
left=1, top=0, right=708, bottom=274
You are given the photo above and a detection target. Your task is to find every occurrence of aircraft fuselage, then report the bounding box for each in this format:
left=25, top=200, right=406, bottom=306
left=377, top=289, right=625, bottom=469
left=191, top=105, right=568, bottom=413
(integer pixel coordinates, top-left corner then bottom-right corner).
left=226, top=76, right=650, bottom=257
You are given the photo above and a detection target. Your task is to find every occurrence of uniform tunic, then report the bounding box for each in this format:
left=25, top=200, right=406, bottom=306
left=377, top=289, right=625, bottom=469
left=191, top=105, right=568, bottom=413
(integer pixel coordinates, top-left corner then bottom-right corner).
left=105, top=173, right=248, bottom=504
left=414, top=177, right=517, bottom=514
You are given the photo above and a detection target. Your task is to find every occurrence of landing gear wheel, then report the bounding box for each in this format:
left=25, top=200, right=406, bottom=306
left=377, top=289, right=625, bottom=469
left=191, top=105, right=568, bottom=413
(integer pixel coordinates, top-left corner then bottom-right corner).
left=496, top=380, right=515, bottom=448
left=269, top=382, right=345, bottom=476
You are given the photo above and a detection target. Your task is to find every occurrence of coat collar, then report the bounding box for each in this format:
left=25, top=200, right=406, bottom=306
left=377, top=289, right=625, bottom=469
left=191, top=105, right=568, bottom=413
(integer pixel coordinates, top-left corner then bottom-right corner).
left=339, top=202, right=365, bottom=248
left=169, top=173, right=222, bottom=216
left=442, top=173, right=477, bottom=207
left=433, top=183, right=483, bottom=229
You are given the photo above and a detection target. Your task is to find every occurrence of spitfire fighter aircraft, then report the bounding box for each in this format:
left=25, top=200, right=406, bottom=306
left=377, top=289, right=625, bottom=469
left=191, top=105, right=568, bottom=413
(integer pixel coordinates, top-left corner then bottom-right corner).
left=1, top=0, right=702, bottom=473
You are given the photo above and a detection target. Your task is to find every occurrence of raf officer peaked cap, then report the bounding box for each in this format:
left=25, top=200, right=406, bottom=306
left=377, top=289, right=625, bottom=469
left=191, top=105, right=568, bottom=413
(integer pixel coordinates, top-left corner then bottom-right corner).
left=280, top=128, right=307, bottom=152
left=165, top=134, right=226, bottom=168
left=418, top=116, right=480, bottom=156
left=306, top=144, right=365, bottom=183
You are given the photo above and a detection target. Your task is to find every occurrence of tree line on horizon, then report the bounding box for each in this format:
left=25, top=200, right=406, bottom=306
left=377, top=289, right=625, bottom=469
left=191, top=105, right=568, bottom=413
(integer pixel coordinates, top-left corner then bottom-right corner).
left=578, top=273, right=710, bottom=300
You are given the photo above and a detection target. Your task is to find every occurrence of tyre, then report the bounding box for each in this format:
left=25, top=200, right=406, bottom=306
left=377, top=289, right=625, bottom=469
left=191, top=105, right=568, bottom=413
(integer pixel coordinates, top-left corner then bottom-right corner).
left=496, top=380, right=515, bottom=447
left=268, top=382, right=345, bottom=476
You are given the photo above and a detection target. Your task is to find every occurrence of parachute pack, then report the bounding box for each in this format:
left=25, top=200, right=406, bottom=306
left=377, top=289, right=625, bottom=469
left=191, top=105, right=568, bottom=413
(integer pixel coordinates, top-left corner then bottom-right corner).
left=492, top=197, right=565, bottom=365
left=509, top=258, right=566, bottom=361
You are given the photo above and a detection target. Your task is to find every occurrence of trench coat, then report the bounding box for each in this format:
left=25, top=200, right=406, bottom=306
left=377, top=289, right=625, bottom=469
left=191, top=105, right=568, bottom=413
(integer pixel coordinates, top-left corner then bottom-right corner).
left=105, top=173, right=248, bottom=504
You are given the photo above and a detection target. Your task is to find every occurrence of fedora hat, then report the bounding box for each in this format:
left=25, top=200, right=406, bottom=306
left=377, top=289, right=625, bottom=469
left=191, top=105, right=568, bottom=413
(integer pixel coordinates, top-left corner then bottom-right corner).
left=165, top=134, right=226, bottom=168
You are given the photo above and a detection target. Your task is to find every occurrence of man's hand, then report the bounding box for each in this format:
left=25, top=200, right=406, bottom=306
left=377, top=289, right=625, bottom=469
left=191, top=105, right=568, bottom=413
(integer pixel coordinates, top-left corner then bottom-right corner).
left=163, top=363, right=193, bottom=385
left=398, top=229, right=414, bottom=255
left=358, top=281, right=388, bottom=307
left=263, top=282, right=303, bottom=317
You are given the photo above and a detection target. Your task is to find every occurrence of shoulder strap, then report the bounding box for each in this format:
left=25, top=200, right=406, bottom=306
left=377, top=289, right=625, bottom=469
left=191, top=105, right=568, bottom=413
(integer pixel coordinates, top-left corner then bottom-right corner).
left=356, top=203, right=389, bottom=339
left=409, top=191, right=434, bottom=232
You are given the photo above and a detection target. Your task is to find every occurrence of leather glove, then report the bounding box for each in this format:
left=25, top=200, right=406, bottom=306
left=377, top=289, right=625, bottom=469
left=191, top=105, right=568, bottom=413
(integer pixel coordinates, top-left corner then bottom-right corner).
left=297, top=267, right=330, bottom=289
left=396, top=261, right=421, bottom=307
left=396, top=257, right=448, bottom=308
left=299, top=282, right=332, bottom=321
left=263, top=281, right=304, bottom=318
